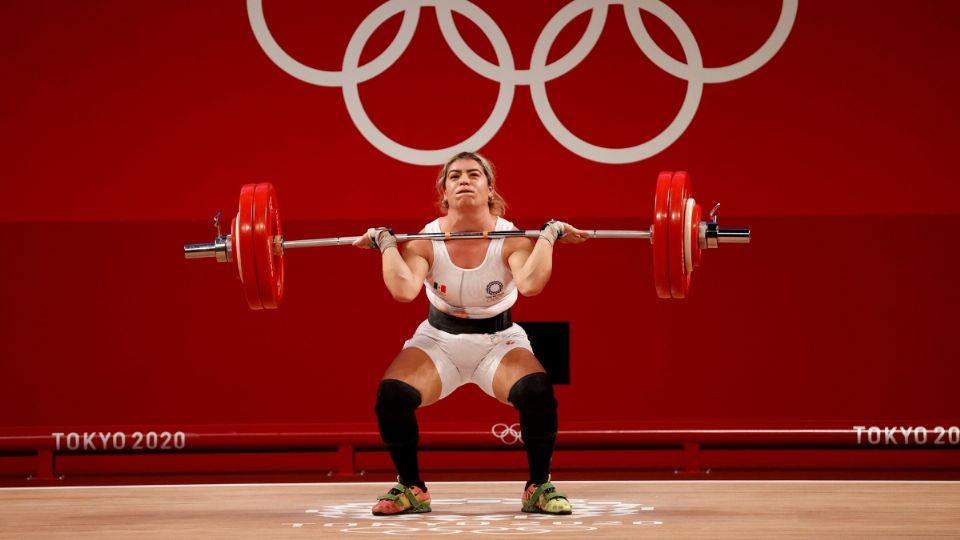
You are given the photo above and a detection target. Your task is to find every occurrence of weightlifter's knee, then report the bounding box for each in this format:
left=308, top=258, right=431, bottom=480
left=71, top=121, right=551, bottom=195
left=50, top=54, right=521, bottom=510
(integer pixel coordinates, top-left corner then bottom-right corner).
left=507, top=372, right=558, bottom=439
left=375, top=379, right=422, bottom=445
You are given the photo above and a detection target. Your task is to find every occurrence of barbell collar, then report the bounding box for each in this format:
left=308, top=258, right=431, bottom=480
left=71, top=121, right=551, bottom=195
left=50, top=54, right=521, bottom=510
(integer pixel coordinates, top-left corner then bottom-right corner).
left=184, top=242, right=217, bottom=258
left=717, top=227, right=751, bottom=243
left=704, top=222, right=751, bottom=248
left=184, top=235, right=232, bottom=261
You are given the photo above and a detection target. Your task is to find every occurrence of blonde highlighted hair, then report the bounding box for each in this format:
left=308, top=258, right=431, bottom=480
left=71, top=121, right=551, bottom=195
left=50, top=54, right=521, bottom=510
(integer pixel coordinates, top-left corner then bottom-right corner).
left=435, top=151, right=508, bottom=216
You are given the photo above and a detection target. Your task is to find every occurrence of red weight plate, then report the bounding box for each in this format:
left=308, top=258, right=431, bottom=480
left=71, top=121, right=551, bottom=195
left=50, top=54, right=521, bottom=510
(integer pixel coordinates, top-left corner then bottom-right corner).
left=237, top=184, right=263, bottom=310
left=691, top=202, right=702, bottom=268
left=683, top=197, right=696, bottom=274
left=668, top=171, right=690, bottom=298
left=652, top=171, right=673, bottom=298
left=231, top=216, right=241, bottom=281
left=253, top=183, right=284, bottom=309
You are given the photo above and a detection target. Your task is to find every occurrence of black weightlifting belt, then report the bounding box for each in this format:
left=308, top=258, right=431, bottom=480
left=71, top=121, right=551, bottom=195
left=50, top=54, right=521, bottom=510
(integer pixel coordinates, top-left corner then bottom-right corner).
left=428, top=305, right=513, bottom=335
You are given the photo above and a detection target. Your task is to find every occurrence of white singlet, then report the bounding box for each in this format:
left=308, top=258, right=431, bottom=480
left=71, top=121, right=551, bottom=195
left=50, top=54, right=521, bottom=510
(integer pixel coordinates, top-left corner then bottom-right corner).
left=422, top=216, right=519, bottom=319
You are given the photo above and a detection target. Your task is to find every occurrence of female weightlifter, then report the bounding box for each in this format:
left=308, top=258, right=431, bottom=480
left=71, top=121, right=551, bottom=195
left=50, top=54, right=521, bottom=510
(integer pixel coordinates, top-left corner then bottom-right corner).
left=354, top=151, right=588, bottom=515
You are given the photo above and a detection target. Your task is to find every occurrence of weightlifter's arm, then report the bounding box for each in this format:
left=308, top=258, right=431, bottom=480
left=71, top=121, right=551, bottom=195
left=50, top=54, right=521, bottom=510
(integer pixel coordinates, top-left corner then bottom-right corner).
left=380, top=243, right=428, bottom=302
left=507, top=221, right=588, bottom=297
left=353, top=228, right=427, bottom=302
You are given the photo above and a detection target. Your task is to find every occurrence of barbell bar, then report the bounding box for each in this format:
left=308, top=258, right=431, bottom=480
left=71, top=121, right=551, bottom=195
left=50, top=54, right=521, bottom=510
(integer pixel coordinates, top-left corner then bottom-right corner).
left=183, top=171, right=750, bottom=309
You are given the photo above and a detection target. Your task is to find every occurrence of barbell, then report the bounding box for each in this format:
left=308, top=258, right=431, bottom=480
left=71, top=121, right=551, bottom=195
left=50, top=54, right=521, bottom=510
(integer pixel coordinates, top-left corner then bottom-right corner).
left=183, top=171, right=750, bottom=309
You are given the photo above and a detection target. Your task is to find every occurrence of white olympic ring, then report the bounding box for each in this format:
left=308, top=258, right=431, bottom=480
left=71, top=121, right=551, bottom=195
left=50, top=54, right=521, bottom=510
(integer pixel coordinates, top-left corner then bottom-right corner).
left=491, top=422, right=522, bottom=445
left=248, top=0, right=798, bottom=165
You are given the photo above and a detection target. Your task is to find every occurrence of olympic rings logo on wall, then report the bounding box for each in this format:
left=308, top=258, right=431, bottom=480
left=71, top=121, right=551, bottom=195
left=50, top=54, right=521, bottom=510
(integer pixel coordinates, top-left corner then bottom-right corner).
left=492, top=423, right=522, bottom=445
left=248, top=0, right=798, bottom=165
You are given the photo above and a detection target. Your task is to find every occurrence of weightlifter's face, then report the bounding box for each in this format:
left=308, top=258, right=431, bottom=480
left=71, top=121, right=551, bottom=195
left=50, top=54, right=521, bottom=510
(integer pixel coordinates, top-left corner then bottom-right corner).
left=444, top=158, right=490, bottom=210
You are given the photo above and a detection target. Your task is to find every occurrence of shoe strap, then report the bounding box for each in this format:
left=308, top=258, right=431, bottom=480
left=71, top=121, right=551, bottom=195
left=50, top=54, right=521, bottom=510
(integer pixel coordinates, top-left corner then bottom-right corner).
left=530, top=482, right=567, bottom=505
left=377, top=483, right=417, bottom=504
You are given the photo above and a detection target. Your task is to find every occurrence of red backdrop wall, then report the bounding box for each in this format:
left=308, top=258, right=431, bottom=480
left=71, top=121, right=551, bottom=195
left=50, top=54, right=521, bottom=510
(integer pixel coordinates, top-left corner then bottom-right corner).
left=2, top=1, right=958, bottom=449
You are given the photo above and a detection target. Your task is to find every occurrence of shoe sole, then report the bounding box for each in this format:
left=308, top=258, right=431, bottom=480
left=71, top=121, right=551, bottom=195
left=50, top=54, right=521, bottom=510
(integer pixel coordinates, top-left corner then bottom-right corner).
left=522, top=507, right=572, bottom=515
left=372, top=506, right=432, bottom=516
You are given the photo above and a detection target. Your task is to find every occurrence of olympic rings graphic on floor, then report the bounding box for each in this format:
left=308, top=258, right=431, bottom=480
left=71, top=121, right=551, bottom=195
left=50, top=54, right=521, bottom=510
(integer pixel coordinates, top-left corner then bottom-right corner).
left=491, top=422, right=523, bottom=445
left=248, top=0, right=798, bottom=165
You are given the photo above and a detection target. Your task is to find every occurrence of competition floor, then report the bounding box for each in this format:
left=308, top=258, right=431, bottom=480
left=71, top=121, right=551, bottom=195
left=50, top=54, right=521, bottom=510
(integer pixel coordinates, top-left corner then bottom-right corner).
left=2, top=480, right=959, bottom=538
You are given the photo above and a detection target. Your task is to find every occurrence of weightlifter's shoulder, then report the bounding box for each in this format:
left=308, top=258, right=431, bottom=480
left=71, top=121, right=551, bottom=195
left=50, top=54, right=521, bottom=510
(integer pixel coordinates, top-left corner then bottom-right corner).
left=403, top=236, right=434, bottom=268
left=502, top=235, right=533, bottom=263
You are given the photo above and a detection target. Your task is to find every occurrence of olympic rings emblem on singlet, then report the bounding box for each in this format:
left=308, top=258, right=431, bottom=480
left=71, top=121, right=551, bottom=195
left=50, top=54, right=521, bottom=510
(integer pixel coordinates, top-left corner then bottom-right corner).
left=492, top=422, right=523, bottom=445
left=248, top=0, right=798, bottom=165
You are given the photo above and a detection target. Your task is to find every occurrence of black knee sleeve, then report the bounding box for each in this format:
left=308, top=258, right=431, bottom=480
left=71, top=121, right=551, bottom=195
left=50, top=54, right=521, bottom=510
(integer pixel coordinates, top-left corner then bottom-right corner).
left=374, top=379, right=425, bottom=489
left=374, top=379, right=422, bottom=446
left=507, top=372, right=558, bottom=440
left=508, top=372, right=558, bottom=486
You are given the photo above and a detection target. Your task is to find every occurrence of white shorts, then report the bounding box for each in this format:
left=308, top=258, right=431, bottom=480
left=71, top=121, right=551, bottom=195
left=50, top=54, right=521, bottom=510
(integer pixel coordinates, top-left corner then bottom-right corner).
left=403, top=320, right=534, bottom=400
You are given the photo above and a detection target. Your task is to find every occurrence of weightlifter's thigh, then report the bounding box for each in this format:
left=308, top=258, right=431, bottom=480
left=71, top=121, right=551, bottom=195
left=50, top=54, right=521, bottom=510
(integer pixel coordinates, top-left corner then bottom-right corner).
left=382, top=347, right=443, bottom=407
left=491, top=348, right=546, bottom=405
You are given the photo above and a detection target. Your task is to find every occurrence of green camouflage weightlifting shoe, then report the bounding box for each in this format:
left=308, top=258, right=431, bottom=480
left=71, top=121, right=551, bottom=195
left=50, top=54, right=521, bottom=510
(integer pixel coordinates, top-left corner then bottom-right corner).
left=371, top=480, right=431, bottom=516
left=521, top=478, right=572, bottom=515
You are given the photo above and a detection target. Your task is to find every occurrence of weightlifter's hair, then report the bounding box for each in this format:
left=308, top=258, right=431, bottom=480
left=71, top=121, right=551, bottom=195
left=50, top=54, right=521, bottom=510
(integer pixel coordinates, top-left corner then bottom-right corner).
left=436, top=151, right=508, bottom=216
